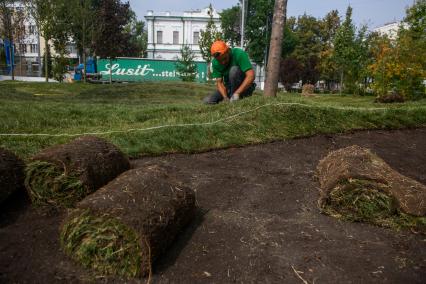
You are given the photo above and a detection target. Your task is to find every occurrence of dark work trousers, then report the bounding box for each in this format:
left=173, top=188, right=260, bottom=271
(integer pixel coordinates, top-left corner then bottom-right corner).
left=203, top=66, right=256, bottom=104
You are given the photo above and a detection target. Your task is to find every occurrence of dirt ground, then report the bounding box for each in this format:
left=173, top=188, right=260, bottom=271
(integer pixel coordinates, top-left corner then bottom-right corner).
left=1, top=128, right=426, bottom=283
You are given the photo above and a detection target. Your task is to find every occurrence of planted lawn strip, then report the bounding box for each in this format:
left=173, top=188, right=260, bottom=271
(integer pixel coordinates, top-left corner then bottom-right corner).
left=1, top=82, right=426, bottom=159
left=25, top=136, right=130, bottom=208
left=0, top=147, right=25, bottom=203
left=60, top=166, right=196, bottom=278
left=317, top=145, right=426, bottom=230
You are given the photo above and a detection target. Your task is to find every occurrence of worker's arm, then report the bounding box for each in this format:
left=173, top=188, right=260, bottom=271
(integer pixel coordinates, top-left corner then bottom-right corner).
left=234, top=69, right=255, bottom=95
left=216, top=78, right=229, bottom=101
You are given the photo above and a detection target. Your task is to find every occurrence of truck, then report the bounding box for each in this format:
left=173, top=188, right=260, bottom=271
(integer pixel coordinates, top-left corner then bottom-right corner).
left=73, top=57, right=208, bottom=83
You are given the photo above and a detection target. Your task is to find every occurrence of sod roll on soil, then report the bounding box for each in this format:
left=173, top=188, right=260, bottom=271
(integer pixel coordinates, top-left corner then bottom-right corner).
left=317, top=145, right=426, bottom=229
left=0, top=147, right=25, bottom=204
left=60, top=165, right=196, bottom=278
left=25, top=136, right=130, bottom=208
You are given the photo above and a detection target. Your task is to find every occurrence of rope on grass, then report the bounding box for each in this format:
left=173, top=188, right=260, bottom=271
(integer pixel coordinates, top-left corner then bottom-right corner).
left=0, top=102, right=392, bottom=137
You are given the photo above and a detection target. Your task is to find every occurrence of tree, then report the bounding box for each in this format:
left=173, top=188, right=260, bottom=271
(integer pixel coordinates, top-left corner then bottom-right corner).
left=26, top=0, right=55, bottom=82
left=245, top=0, right=274, bottom=65
left=92, top=0, right=133, bottom=83
left=317, top=10, right=341, bottom=90
left=123, top=10, right=148, bottom=57
left=199, top=4, right=221, bottom=79
left=369, top=0, right=426, bottom=100
left=281, top=23, right=298, bottom=58
left=292, top=14, right=322, bottom=85
left=0, top=0, right=27, bottom=80
left=175, top=44, right=197, bottom=82
left=279, top=57, right=302, bottom=91
left=332, top=6, right=357, bottom=93
left=219, top=5, right=241, bottom=47
left=264, top=0, right=288, bottom=97
left=68, top=0, right=96, bottom=82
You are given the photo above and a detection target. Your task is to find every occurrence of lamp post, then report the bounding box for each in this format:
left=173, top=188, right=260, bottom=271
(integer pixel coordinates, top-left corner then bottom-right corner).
left=240, top=0, right=247, bottom=49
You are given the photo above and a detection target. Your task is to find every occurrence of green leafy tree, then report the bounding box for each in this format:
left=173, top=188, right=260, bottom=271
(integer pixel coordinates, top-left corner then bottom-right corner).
left=281, top=22, right=298, bottom=58
left=292, top=14, right=322, bottom=84
left=0, top=0, right=27, bottom=80
left=26, top=0, right=58, bottom=82
left=123, top=10, right=148, bottom=57
left=317, top=10, right=341, bottom=89
left=199, top=4, right=221, bottom=79
left=332, top=6, right=358, bottom=93
left=175, top=44, right=197, bottom=82
left=219, top=5, right=241, bottom=47
left=370, top=0, right=426, bottom=100
left=92, top=0, right=133, bottom=83
left=68, top=0, right=96, bottom=82
left=245, top=0, right=274, bottom=65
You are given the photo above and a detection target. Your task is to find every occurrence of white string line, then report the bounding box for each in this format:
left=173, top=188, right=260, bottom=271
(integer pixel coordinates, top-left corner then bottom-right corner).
left=0, top=101, right=413, bottom=138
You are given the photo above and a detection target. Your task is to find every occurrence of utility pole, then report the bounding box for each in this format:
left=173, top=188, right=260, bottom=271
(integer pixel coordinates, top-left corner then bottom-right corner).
left=263, top=0, right=287, bottom=97
left=240, top=0, right=246, bottom=49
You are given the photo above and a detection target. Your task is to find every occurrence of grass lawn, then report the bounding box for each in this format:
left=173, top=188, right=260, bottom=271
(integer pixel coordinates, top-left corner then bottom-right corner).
left=1, top=81, right=426, bottom=159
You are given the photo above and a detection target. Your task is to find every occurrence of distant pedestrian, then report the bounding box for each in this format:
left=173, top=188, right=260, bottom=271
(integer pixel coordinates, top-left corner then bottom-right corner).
left=204, top=40, right=256, bottom=104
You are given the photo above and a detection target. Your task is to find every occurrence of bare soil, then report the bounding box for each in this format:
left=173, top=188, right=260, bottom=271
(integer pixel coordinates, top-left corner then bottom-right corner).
left=1, top=128, right=426, bottom=283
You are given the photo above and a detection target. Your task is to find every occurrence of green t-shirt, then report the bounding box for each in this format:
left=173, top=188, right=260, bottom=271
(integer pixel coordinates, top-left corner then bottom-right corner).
left=211, top=48, right=253, bottom=85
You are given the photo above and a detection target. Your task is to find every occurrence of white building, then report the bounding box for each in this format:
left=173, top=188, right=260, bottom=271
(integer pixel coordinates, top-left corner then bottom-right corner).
left=144, top=7, right=221, bottom=61
left=373, top=21, right=407, bottom=40
left=1, top=1, right=78, bottom=77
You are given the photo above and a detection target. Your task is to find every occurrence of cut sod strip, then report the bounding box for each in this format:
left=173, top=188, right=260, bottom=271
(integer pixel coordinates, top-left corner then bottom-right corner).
left=0, top=147, right=25, bottom=204
left=25, top=136, right=130, bottom=208
left=317, top=145, right=426, bottom=230
left=60, top=166, right=196, bottom=278
left=61, top=210, right=142, bottom=277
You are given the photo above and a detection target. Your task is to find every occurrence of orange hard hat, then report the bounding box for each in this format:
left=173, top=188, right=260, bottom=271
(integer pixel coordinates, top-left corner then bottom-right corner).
left=211, top=40, right=229, bottom=57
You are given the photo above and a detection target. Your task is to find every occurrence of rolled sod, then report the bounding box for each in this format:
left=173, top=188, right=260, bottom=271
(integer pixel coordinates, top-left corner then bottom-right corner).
left=60, top=166, right=196, bottom=278
left=25, top=136, right=130, bottom=208
left=0, top=147, right=25, bottom=204
left=317, top=145, right=426, bottom=229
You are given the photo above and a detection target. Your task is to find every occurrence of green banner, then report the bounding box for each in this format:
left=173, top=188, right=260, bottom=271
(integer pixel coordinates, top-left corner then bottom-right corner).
left=97, top=58, right=207, bottom=82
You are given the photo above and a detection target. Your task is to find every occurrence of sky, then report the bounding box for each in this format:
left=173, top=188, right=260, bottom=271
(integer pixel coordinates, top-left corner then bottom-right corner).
left=128, top=0, right=415, bottom=29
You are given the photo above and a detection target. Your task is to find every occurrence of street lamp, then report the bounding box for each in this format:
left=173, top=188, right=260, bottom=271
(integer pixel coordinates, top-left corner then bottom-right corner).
left=240, top=0, right=247, bottom=49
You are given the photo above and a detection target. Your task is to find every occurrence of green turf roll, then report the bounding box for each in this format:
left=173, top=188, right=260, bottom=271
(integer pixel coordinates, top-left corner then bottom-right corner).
left=0, top=147, right=25, bottom=204
left=60, top=166, right=196, bottom=278
left=317, top=145, right=426, bottom=230
left=25, top=136, right=130, bottom=208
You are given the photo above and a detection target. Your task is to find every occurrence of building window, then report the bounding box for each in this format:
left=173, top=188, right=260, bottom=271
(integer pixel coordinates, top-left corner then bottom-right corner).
left=193, top=31, right=199, bottom=45
left=30, top=44, right=38, bottom=53
left=173, top=31, right=179, bottom=45
left=29, top=25, right=37, bottom=35
left=19, top=44, right=27, bottom=54
left=66, top=44, right=76, bottom=54
left=157, top=31, right=163, bottom=44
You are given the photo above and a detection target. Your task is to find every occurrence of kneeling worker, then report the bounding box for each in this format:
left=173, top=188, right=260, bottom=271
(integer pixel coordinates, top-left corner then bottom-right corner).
left=204, top=40, right=256, bottom=104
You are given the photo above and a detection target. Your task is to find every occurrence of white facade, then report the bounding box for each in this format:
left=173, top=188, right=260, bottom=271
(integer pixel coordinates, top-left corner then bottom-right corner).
left=144, top=7, right=221, bottom=61
left=1, top=1, right=78, bottom=76
left=373, top=21, right=407, bottom=40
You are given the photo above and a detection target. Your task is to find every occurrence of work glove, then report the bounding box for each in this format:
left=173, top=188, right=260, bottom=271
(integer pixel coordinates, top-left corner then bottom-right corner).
left=230, top=93, right=240, bottom=102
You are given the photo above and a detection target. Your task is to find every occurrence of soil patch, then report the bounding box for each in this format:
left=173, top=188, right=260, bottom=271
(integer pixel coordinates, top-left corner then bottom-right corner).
left=1, top=128, right=426, bottom=283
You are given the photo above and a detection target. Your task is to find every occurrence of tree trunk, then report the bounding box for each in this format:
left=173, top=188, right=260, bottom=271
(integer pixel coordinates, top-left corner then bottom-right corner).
left=83, top=16, right=87, bottom=83
left=109, top=58, right=112, bottom=84
left=9, top=41, right=15, bottom=80
left=264, top=0, right=288, bottom=97
left=340, top=70, right=343, bottom=95
left=45, top=40, right=49, bottom=82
